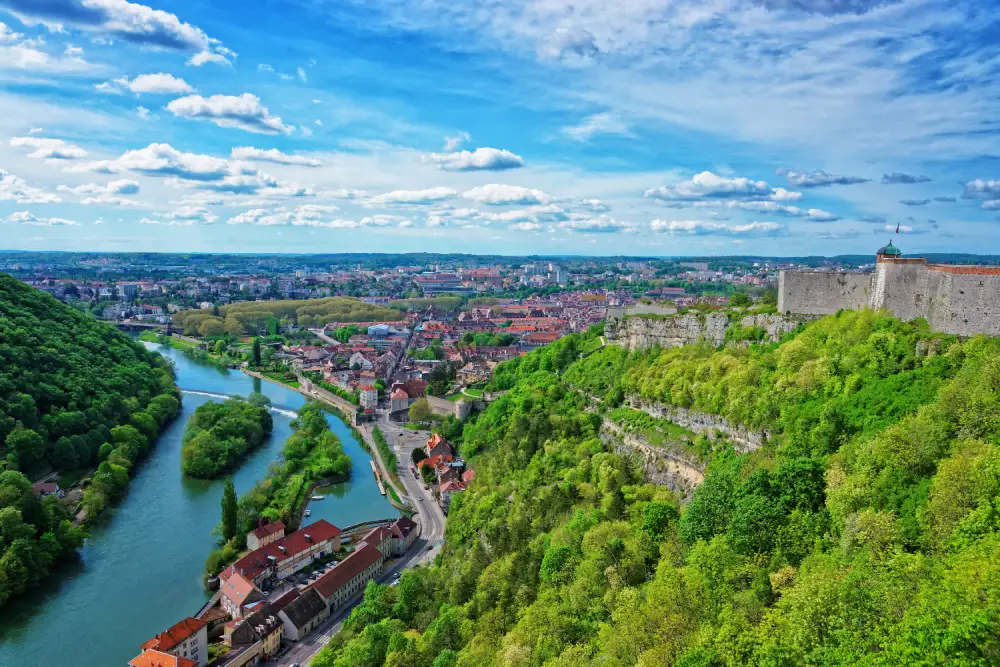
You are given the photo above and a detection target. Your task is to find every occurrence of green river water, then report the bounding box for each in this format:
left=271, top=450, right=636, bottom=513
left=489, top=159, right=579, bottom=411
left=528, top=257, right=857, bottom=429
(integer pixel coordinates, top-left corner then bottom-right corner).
left=0, top=341, right=397, bottom=666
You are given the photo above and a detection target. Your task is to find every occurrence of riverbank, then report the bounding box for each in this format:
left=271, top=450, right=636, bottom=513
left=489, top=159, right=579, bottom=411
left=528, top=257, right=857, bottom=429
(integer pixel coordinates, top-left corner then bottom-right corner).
left=0, top=342, right=398, bottom=667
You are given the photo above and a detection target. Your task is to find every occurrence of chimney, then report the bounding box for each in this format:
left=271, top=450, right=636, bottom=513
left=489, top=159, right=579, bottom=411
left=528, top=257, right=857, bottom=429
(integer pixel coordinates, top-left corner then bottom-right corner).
left=304, top=533, right=312, bottom=543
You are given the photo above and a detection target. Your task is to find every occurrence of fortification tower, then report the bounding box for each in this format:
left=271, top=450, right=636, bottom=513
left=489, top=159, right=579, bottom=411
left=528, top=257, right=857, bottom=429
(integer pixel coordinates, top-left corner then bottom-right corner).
left=876, top=240, right=901, bottom=262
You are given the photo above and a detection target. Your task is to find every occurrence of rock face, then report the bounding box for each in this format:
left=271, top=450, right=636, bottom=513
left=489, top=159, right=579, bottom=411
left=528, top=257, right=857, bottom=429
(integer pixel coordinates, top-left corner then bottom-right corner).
left=605, top=311, right=799, bottom=351
left=601, top=419, right=704, bottom=500
left=627, top=396, right=767, bottom=453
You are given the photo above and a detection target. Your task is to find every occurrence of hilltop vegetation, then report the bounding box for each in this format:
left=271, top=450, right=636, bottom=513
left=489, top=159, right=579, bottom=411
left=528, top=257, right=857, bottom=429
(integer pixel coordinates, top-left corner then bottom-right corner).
left=180, top=394, right=274, bottom=479
left=0, top=274, right=180, bottom=606
left=0, top=274, right=179, bottom=477
left=173, top=296, right=402, bottom=337
left=313, top=314, right=1000, bottom=666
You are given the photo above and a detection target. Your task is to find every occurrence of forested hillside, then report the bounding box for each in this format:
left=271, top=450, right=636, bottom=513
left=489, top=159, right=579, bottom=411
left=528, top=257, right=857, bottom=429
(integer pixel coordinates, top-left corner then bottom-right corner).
left=312, top=312, right=1000, bottom=666
left=0, top=274, right=180, bottom=606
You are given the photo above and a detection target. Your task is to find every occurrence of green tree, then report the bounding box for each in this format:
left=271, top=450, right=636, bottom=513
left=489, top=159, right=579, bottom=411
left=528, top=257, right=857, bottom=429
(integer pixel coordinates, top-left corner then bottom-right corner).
left=409, top=398, right=433, bottom=423
left=221, top=479, right=238, bottom=542
left=252, top=337, right=262, bottom=366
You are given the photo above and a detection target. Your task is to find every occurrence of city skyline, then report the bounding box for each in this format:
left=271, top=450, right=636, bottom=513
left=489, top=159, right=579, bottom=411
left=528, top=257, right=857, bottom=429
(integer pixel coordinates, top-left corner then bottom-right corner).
left=1, top=0, right=998, bottom=256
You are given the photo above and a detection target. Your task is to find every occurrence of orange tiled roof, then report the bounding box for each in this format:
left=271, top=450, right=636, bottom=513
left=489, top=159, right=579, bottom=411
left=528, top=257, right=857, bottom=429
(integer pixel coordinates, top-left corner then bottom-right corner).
left=221, top=520, right=341, bottom=583
left=311, top=543, right=384, bottom=600
left=129, top=649, right=198, bottom=667
left=250, top=520, right=285, bottom=541
left=139, top=617, right=206, bottom=652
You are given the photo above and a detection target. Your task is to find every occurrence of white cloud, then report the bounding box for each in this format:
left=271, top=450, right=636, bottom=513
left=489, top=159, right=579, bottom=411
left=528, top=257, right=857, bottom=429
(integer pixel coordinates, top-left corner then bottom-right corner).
left=422, top=147, right=524, bottom=172
left=1, top=0, right=233, bottom=65
left=258, top=63, right=273, bottom=72
left=443, top=131, right=471, bottom=151
left=141, top=206, right=217, bottom=225
left=463, top=183, right=551, bottom=206
left=510, top=221, right=541, bottom=231
left=297, top=66, right=307, bottom=82
left=558, top=214, right=636, bottom=233
left=166, top=94, right=293, bottom=135
left=651, top=219, right=784, bottom=236
left=4, top=211, right=76, bottom=226
left=645, top=171, right=798, bottom=202
left=563, top=112, right=633, bottom=141
left=136, top=106, right=152, bottom=120
left=27, top=127, right=43, bottom=134
left=962, top=179, right=1000, bottom=201
left=367, top=187, right=457, bottom=206
left=0, top=169, right=61, bottom=204
left=719, top=200, right=839, bottom=221
left=777, top=168, right=870, bottom=188
left=58, top=178, right=140, bottom=205
left=189, top=51, right=231, bottom=67
left=10, top=136, right=88, bottom=160
left=231, top=146, right=321, bottom=167
left=0, top=22, right=22, bottom=44
left=577, top=198, right=609, bottom=212
left=64, top=44, right=83, bottom=56
left=227, top=204, right=391, bottom=229
left=100, top=72, right=194, bottom=94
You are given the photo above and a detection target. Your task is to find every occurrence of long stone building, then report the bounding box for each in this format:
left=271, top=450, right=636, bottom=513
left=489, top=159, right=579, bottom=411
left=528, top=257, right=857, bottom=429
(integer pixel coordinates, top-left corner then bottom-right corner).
left=778, top=241, right=1000, bottom=336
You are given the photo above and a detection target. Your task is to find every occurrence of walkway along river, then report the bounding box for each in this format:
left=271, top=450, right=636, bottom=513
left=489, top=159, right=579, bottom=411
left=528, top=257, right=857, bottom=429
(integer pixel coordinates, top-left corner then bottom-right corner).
left=0, top=341, right=398, bottom=666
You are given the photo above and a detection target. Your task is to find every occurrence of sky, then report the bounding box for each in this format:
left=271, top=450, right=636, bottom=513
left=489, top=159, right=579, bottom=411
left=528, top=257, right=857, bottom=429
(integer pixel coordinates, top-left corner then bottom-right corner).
left=0, top=0, right=999, bottom=257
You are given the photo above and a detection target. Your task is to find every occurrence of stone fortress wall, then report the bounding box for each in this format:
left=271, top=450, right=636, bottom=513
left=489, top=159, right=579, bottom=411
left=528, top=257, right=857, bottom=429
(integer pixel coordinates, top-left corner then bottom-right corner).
left=779, top=255, right=1000, bottom=337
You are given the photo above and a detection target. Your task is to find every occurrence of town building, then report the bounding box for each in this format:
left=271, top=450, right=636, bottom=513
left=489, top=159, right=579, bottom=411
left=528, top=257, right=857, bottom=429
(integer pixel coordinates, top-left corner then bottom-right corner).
left=129, top=649, right=197, bottom=667
left=390, top=388, right=409, bottom=412
left=246, top=520, right=285, bottom=551
left=359, top=384, right=378, bottom=409
left=136, top=617, right=208, bottom=667
left=220, top=571, right=266, bottom=619
left=312, top=541, right=385, bottom=614
left=220, top=520, right=341, bottom=587
left=222, top=601, right=283, bottom=666
left=278, top=588, right=330, bottom=641
left=389, top=516, right=419, bottom=556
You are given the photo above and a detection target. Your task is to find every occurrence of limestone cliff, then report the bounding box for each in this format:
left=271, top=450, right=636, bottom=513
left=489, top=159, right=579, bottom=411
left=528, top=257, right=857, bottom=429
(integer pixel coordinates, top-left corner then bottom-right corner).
left=626, top=395, right=768, bottom=453
left=601, top=418, right=705, bottom=500
left=605, top=310, right=798, bottom=351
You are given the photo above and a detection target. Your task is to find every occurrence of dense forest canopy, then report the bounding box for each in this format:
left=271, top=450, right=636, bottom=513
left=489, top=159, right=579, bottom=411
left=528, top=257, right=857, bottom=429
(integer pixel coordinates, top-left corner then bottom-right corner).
left=180, top=394, right=274, bottom=479
left=313, top=313, right=1000, bottom=666
left=173, top=297, right=403, bottom=337
left=0, top=274, right=180, bottom=607
left=0, top=274, right=179, bottom=475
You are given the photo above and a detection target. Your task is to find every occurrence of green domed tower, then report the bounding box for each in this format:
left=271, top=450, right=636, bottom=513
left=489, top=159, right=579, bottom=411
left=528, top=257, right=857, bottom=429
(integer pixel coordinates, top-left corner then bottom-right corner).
left=876, top=240, right=901, bottom=261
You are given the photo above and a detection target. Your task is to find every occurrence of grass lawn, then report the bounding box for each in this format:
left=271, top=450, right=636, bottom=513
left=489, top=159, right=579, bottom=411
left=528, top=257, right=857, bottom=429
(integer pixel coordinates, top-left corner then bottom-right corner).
left=463, top=386, right=484, bottom=398
left=387, top=484, right=402, bottom=504
left=261, top=370, right=300, bottom=388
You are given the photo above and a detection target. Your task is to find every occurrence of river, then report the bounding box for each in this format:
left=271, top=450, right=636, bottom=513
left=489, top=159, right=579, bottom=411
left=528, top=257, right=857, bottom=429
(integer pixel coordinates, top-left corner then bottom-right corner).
left=0, top=342, right=397, bottom=666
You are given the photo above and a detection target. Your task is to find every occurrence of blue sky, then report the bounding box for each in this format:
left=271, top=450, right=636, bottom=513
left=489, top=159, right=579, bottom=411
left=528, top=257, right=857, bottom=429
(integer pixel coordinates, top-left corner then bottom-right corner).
left=1, top=0, right=999, bottom=257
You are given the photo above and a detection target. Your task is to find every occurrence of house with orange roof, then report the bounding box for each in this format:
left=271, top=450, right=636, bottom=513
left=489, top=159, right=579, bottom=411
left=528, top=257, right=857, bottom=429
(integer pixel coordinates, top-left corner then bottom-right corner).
left=128, top=649, right=197, bottom=667
left=137, top=617, right=208, bottom=667
left=220, top=520, right=341, bottom=586
left=311, top=541, right=385, bottom=614
left=221, top=571, right=265, bottom=619
left=246, top=520, right=285, bottom=551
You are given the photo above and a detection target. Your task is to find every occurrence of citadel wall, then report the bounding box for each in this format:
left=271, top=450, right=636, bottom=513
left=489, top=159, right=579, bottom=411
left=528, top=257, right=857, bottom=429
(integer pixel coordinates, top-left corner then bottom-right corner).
left=777, top=270, right=870, bottom=316
left=780, top=259, right=1000, bottom=337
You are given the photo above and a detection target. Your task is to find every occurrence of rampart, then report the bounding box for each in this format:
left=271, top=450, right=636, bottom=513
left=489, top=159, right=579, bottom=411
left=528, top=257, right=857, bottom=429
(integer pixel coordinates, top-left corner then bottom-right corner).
left=779, top=257, right=1000, bottom=337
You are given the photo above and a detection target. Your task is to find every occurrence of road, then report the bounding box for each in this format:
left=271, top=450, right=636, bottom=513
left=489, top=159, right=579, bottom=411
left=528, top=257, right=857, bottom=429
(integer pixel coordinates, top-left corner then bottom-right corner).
left=382, top=424, right=446, bottom=563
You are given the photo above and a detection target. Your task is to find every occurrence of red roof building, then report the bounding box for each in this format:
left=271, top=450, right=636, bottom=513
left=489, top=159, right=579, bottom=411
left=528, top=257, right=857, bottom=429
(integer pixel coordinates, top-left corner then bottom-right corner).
left=311, top=542, right=385, bottom=612
left=247, top=520, right=286, bottom=550
left=129, top=650, right=197, bottom=667
left=139, top=618, right=207, bottom=653
left=221, top=520, right=341, bottom=585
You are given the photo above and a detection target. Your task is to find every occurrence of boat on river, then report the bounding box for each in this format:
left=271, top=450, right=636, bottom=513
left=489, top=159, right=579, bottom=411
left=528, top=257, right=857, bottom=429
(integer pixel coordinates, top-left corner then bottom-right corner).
left=311, top=495, right=325, bottom=500
left=304, top=509, right=311, bottom=517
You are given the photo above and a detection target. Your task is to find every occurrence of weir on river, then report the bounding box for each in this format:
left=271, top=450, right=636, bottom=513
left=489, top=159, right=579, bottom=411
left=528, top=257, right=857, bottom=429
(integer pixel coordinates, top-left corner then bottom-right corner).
left=0, top=341, right=398, bottom=666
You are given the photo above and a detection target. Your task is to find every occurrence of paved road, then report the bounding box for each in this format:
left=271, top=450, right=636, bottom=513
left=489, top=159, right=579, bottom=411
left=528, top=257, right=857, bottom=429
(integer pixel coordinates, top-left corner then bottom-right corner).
left=383, top=424, right=446, bottom=563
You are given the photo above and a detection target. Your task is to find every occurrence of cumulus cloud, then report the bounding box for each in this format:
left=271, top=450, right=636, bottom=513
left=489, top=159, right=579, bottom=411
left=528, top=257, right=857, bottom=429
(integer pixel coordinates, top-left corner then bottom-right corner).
left=0, top=0, right=233, bottom=65
left=507, top=221, right=539, bottom=231
left=462, top=184, right=551, bottom=206
left=422, top=147, right=524, bottom=172
left=881, top=172, right=931, bottom=184
left=0, top=170, right=61, bottom=204
left=10, top=136, right=88, bottom=160
left=961, top=179, right=1000, bottom=205
left=562, top=112, right=633, bottom=141
left=366, top=187, right=456, bottom=207
left=167, top=94, right=293, bottom=135
left=777, top=168, right=870, bottom=188
left=425, top=207, right=491, bottom=227
left=140, top=206, right=218, bottom=225
left=645, top=171, right=800, bottom=203
left=227, top=205, right=401, bottom=229
left=98, top=72, right=194, bottom=94
left=577, top=199, right=609, bottom=213
left=651, top=219, right=784, bottom=236
left=58, top=178, right=139, bottom=205
left=558, top=215, right=636, bottom=233
left=710, top=200, right=839, bottom=221
left=899, top=199, right=930, bottom=206
left=231, top=146, right=321, bottom=167
left=4, top=211, right=76, bottom=226
left=0, top=22, right=22, bottom=43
